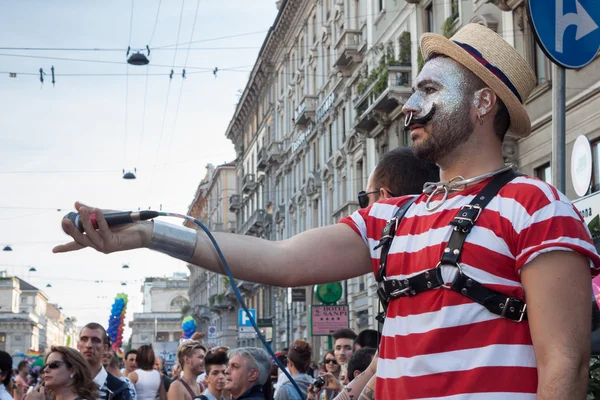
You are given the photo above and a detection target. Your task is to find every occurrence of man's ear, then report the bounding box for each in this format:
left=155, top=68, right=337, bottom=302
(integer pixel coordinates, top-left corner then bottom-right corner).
left=354, top=369, right=361, bottom=379
left=249, top=368, right=260, bottom=383
left=473, top=88, right=498, bottom=120
left=380, top=187, right=393, bottom=199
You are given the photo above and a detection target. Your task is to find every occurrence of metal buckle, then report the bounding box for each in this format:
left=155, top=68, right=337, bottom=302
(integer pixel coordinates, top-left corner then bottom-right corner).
left=389, top=286, right=412, bottom=297
left=500, top=297, right=527, bottom=322
left=455, top=204, right=482, bottom=224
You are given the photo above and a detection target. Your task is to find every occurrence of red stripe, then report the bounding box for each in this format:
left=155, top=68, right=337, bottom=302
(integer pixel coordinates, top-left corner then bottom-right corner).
left=379, top=318, right=533, bottom=359
left=377, top=366, right=538, bottom=398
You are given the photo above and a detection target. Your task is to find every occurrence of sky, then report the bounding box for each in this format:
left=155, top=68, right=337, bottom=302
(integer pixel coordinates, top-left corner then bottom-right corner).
left=0, top=0, right=278, bottom=341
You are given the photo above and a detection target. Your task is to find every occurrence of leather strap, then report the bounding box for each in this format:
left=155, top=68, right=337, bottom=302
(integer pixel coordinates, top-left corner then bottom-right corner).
left=379, top=169, right=528, bottom=323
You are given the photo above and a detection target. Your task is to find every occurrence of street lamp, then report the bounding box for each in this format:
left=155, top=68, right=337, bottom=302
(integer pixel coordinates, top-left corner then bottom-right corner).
left=28, top=267, right=36, bottom=272
left=2, top=245, right=12, bottom=252
left=46, top=284, right=52, bottom=288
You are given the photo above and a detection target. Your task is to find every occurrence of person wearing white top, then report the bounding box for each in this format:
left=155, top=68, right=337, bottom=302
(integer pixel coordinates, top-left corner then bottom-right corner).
left=128, top=345, right=165, bottom=400
left=0, top=351, right=13, bottom=400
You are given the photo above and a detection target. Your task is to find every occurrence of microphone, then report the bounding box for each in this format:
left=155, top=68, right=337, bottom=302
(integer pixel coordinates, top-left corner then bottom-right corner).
left=63, top=210, right=160, bottom=233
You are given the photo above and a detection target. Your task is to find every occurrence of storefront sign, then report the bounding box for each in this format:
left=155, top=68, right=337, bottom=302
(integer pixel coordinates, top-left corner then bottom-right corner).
left=316, top=93, right=335, bottom=123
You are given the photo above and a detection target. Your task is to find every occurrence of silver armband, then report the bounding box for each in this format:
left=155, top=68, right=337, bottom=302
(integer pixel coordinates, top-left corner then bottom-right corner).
left=148, top=220, right=197, bottom=260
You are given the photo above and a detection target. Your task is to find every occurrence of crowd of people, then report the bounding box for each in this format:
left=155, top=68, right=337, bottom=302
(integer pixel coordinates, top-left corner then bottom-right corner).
left=0, top=323, right=380, bottom=400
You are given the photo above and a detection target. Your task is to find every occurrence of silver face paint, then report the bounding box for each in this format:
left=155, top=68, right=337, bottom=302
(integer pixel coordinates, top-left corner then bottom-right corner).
left=403, top=57, right=477, bottom=162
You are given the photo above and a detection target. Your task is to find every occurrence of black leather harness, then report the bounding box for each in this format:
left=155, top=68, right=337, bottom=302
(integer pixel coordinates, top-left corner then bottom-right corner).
left=375, top=169, right=528, bottom=325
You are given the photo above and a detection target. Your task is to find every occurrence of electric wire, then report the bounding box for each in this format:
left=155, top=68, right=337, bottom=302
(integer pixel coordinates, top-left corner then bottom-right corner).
left=136, top=0, right=163, bottom=169
left=160, top=211, right=304, bottom=399
left=164, top=0, right=201, bottom=166
left=123, top=0, right=135, bottom=173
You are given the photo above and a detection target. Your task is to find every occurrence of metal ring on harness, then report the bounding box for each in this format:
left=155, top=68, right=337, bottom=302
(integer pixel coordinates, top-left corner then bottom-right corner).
left=425, top=186, right=448, bottom=211
left=436, top=261, right=463, bottom=289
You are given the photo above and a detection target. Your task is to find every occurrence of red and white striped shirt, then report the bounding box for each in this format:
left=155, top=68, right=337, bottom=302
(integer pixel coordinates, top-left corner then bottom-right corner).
left=340, top=175, right=600, bottom=399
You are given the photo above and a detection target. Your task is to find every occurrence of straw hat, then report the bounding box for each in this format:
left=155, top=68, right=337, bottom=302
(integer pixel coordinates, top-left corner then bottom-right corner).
left=420, top=23, right=536, bottom=137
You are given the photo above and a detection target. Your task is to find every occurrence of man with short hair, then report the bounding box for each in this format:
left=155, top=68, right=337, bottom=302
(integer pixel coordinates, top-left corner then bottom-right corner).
left=353, top=330, right=380, bottom=352
left=225, top=347, right=271, bottom=400
left=358, top=147, right=439, bottom=209
left=203, top=349, right=228, bottom=400
left=122, top=350, right=137, bottom=376
left=78, top=322, right=132, bottom=400
left=168, top=341, right=207, bottom=400
left=331, top=329, right=356, bottom=366
left=57, top=23, right=600, bottom=400
left=347, top=348, right=376, bottom=381
left=103, top=335, right=136, bottom=399
left=13, top=360, right=29, bottom=400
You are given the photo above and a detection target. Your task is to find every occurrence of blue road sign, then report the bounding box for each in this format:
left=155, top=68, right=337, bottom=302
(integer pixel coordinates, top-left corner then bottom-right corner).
left=238, top=308, right=256, bottom=327
left=528, top=0, right=600, bottom=69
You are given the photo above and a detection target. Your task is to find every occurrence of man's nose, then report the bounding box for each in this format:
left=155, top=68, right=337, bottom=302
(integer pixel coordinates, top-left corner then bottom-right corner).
left=402, top=95, right=421, bottom=118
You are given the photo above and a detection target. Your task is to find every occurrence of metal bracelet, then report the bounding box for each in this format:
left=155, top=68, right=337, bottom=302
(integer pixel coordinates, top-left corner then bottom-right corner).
left=148, top=220, right=197, bottom=260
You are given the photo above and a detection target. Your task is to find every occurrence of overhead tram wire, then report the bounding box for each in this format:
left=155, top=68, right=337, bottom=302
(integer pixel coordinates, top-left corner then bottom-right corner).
left=136, top=0, right=163, bottom=169
left=164, top=0, right=202, bottom=164
left=123, top=0, right=135, bottom=174
left=150, top=0, right=185, bottom=186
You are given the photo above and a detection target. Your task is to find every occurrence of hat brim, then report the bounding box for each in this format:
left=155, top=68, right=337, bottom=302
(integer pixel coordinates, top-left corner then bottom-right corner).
left=420, top=32, right=531, bottom=138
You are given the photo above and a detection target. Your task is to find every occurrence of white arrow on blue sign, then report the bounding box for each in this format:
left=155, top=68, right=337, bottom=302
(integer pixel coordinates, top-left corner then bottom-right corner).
left=528, top=0, right=600, bottom=69
left=238, top=308, right=256, bottom=327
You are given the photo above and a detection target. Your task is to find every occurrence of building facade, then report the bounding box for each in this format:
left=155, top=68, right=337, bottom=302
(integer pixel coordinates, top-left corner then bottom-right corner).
left=0, top=274, right=74, bottom=355
left=129, top=274, right=189, bottom=350
left=187, top=162, right=241, bottom=349
left=189, top=0, right=600, bottom=355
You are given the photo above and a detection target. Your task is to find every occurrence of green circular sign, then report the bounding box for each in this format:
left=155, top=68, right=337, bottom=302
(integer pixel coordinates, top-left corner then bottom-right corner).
left=315, top=282, right=343, bottom=305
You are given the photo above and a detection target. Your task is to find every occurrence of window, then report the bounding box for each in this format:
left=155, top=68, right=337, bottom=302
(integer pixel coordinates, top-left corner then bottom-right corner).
left=312, top=14, right=317, bottom=43
left=328, top=124, right=333, bottom=157
left=312, top=67, right=317, bottom=94
left=533, top=43, right=548, bottom=85
left=341, top=108, right=347, bottom=143
left=592, top=141, right=600, bottom=193
left=535, top=163, right=552, bottom=185
left=451, top=0, right=459, bottom=20
left=378, top=0, right=384, bottom=12
left=357, top=309, right=369, bottom=328
left=425, top=2, right=434, bottom=33
left=170, top=296, right=188, bottom=309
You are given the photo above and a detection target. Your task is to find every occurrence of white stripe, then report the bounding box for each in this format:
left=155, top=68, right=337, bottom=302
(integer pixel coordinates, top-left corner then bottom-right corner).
left=381, top=302, right=500, bottom=337
left=378, top=344, right=536, bottom=379
left=413, top=392, right=536, bottom=400
left=385, top=225, right=514, bottom=259
left=368, top=201, right=400, bottom=220
left=349, top=212, right=368, bottom=245
left=460, top=262, right=522, bottom=288
left=518, top=236, right=597, bottom=263
left=519, top=200, right=585, bottom=232
left=511, top=176, right=556, bottom=203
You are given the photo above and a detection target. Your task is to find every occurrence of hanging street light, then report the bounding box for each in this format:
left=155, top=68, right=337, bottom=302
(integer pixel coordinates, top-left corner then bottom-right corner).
left=3, top=245, right=12, bottom=251
left=28, top=267, right=36, bottom=272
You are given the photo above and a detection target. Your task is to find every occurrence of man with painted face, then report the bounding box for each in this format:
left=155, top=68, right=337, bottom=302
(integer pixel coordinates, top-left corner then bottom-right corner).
left=56, top=24, right=600, bottom=399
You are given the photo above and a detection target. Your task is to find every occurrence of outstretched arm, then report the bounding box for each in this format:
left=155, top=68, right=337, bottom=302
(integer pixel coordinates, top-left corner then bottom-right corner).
left=53, top=202, right=372, bottom=287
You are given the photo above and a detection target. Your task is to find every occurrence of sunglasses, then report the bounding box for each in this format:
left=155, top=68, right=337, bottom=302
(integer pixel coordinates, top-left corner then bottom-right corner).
left=324, top=359, right=338, bottom=365
left=43, top=361, right=69, bottom=371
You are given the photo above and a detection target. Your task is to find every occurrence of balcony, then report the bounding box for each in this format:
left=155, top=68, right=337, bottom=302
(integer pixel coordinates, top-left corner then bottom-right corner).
left=240, top=209, right=268, bottom=236
left=332, top=200, right=360, bottom=222
left=294, top=95, right=317, bottom=126
left=194, top=305, right=211, bottom=321
left=229, top=194, right=242, bottom=212
left=209, top=294, right=235, bottom=314
left=354, top=64, right=412, bottom=133
left=257, top=147, right=269, bottom=171
left=334, top=29, right=363, bottom=69
left=242, top=173, right=257, bottom=194
left=266, top=141, right=285, bottom=164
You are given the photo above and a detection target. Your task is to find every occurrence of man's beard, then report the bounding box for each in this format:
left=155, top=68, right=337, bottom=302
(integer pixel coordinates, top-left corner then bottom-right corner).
left=412, top=98, right=475, bottom=163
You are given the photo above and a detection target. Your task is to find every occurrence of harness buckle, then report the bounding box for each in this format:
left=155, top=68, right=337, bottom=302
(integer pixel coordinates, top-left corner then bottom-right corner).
left=452, top=205, right=482, bottom=230
left=500, top=297, right=527, bottom=322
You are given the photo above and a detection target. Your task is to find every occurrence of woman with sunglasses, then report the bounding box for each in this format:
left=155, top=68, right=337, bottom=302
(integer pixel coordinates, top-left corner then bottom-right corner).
left=26, top=346, right=98, bottom=400
left=317, top=351, right=340, bottom=400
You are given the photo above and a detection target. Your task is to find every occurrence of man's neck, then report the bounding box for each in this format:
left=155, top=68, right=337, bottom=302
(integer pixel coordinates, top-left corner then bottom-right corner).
left=182, top=369, right=198, bottom=386
left=437, top=144, right=505, bottom=185
left=233, top=383, right=255, bottom=399
left=107, top=366, right=121, bottom=377
left=19, top=371, right=26, bottom=379
left=90, top=362, right=103, bottom=377
left=208, top=386, right=223, bottom=399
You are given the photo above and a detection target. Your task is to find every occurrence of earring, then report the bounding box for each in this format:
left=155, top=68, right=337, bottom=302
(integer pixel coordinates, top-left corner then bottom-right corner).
left=70, top=374, right=74, bottom=379
left=477, top=114, right=484, bottom=125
